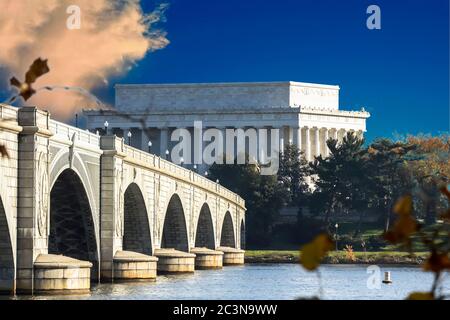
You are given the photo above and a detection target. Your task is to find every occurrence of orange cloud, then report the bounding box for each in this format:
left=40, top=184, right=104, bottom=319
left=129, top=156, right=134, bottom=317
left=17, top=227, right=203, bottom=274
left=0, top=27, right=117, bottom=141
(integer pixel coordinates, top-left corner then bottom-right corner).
left=0, top=0, right=169, bottom=120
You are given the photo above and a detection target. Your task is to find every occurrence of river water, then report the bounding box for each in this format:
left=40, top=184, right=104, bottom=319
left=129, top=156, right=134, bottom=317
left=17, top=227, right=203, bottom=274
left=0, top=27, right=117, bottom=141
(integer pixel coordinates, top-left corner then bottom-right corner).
left=9, top=264, right=450, bottom=300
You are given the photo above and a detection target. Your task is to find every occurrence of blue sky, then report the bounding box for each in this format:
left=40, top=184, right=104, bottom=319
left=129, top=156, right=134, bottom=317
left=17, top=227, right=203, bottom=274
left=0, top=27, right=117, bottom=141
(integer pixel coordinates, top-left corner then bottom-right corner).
left=102, top=0, right=448, bottom=142
left=2, top=0, right=448, bottom=142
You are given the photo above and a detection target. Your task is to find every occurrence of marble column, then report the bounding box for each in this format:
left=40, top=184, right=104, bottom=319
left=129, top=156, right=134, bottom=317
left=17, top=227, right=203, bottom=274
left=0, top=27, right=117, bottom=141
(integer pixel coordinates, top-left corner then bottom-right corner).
left=323, top=128, right=329, bottom=157
left=357, top=130, right=364, bottom=140
left=224, top=126, right=235, bottom=164
left=199, top=126, right=209, bottom=174
left=160, top=127, right=169, bottom=158
left=188, top=126, right=196, bottom=167
left=338, top=129, right=345, bottom=143
left=130, top=127, right=142, bottom=149
left=258, top=127, right=268, bottom=164
left=216, top=126, right=226, bottom=163
left=314, top=127, right=320, bottom=157
left=279, top=126, right=285, bottom=154
left=287, top=127, right=294, bottom=145
left=332, top=128, right=338, bottom=141
left=141, top=128, right=149, bottom=151
left=293, top=127, right=301, bottom=153
left=304, top=127, right=310, bottom=161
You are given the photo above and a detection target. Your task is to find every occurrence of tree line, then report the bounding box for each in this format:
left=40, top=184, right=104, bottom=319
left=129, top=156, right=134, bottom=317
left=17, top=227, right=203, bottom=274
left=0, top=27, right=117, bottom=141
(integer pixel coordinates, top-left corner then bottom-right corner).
left=208, top=133, right=450, bottom=248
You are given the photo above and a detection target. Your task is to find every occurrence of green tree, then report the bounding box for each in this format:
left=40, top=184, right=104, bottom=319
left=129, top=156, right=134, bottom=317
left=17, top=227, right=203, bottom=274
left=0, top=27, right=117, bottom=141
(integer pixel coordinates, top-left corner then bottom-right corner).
left=208, top=156, right=287, bottom=247
left=364, top=138, right=416, bottom=231
left=309, top=132, right=367, bottom=230
left=278, top=143, right=310, bottom=217
left=404, top=134, right=450, bottom=225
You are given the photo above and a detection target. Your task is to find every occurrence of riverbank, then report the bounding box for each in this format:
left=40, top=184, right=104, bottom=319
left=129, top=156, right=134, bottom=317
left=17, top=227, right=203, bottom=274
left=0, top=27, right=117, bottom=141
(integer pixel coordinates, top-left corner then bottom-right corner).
left=245, top=250, right=428, bottom=265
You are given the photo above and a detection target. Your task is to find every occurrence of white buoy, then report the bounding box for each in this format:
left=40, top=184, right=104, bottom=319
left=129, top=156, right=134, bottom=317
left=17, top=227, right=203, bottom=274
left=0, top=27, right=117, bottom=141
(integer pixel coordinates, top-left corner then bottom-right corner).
left=382, top=271, right=392, bottom=284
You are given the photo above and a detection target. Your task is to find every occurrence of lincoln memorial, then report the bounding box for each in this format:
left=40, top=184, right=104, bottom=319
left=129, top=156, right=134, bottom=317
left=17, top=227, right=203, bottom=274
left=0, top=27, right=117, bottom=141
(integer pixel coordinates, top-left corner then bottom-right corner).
left=83, top=81, right=370, bottom=172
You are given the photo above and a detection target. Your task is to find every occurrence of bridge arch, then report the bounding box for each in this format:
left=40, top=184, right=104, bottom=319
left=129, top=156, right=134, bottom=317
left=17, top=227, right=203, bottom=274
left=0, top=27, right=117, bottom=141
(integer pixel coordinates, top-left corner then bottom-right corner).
left=50, top=151, right=98, bottom=210
left=161, top=193, right=189, bottom=252
left=123, top=182, right=152, bottom=255
left=49, top=168, right=99, bottom=278
left=0, top=195, right=14, bottom=293
left=220, top=211, right=236, bottom=248
left=194, top=203, right=215, bottom=249
left=240, top=219, right=245, bottom=249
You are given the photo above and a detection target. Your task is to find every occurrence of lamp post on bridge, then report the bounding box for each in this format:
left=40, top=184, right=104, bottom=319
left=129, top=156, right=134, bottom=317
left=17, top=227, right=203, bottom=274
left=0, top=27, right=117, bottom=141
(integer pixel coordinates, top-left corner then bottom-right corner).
left=127, top=131, right=132, bottom=145
left=335, top=223, right=339, bottom=251
left=148, top=140, right=152, bottom=153
left=104, top=120, right=109, bottom=135
left=165, top=149, right=170, bottom=160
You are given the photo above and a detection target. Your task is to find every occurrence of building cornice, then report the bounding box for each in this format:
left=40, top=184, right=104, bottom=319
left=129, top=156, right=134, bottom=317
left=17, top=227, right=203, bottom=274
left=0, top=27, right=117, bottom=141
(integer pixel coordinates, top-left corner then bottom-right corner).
left=115, top=81, right=340, bottom=90
left=83, top=105, right=370, bottom=119
left=299, top=106, right=370, bottom=118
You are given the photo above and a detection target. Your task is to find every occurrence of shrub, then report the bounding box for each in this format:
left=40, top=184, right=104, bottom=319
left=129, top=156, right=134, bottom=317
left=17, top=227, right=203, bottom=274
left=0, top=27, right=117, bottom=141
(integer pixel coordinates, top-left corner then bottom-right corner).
left=343, top=245, right=356, bottom=261
left=364, top=235, right=387, bottom=251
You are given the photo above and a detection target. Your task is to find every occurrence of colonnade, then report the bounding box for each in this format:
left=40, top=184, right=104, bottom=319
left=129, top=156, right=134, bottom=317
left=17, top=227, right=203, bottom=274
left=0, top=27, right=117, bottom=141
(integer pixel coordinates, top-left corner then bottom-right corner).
left=99, top=126, right=364, bottom=163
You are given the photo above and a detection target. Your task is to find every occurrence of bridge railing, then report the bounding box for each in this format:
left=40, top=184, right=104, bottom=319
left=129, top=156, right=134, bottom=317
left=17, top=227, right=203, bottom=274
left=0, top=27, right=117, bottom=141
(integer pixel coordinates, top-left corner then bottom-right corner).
left=0, top=104, right=19, bottom=122
left=49, top=119, right=101, bottom=147
left=0, top=107, right=244, bottom=207
left=122, top=143, right=245, bottom=207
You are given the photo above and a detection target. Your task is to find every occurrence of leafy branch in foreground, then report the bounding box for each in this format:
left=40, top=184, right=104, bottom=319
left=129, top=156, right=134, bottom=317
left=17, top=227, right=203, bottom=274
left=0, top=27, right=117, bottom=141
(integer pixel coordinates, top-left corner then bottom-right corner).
left=384, top=187, right=450, bottom=300
left=298, top=186, right=449, bottom=300
left=298, top=233, right=334, bottom=299
left=9, top=58, right=50, bottom=103
left=300, top=233, right=334, bottom=271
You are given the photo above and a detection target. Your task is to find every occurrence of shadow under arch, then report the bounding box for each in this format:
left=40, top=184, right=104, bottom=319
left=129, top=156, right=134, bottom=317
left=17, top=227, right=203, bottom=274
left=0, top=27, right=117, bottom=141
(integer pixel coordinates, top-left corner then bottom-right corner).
left=49, top=168, right=99, bottom=279
left=0, top=196, right=14, bottom=294
left=123, top=183, right=152, bottom=255
left=195, top=203, right=215, bottom=249
left=240, top=219, right=245, bottom=249
left=161, top=194, right=189, bottom=252
left=220, top=211, right=236, bottom=247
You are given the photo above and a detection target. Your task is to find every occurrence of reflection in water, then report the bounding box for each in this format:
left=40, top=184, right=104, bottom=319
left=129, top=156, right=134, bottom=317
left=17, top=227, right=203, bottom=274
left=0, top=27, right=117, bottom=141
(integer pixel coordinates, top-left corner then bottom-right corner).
left=9, top=264, right=450, bottom=300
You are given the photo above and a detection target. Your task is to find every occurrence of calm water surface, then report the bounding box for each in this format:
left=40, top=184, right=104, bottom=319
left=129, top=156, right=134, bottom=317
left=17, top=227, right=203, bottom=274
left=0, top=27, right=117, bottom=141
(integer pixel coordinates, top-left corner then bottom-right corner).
left=10, top=264, right=450, bottom=300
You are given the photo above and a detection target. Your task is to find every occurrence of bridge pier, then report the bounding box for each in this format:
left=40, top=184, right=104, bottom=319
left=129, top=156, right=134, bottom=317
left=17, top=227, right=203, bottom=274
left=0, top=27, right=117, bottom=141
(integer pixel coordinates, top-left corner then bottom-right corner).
left=113, top=251, right=158, bottom=281
left=190, top=247, right=223, bottom=269
left=218, top=247, right=245, bottom=265
left=33, top=254, right=92, bottom=294
left=154, top=248, right=196, bottom=273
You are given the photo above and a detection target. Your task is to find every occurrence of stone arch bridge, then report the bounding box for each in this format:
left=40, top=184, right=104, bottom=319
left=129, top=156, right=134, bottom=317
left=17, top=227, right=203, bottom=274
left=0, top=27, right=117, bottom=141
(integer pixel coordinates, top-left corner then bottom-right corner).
left=0, top=105, right=246, bottom=294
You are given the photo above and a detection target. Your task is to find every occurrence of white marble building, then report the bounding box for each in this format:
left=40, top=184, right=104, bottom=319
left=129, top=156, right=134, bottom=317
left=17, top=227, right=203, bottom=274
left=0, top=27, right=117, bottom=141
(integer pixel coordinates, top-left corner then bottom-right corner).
left=83, top=81, right=370, bottom=171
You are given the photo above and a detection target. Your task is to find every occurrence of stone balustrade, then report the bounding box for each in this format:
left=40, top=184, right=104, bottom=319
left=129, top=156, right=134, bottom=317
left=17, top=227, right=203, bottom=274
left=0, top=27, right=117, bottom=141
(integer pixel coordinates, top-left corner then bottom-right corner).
left=0, top=105, right=246, bottom=295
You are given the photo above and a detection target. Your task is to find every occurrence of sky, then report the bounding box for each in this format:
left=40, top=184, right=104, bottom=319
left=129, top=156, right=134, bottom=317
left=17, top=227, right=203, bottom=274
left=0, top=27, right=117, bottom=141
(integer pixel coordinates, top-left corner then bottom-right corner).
left=1, top=0, right=449, bottom=142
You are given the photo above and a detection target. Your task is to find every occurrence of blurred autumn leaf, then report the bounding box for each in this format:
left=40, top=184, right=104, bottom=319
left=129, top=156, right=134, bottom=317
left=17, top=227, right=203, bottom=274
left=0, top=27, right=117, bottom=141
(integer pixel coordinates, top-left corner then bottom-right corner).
left=300, top=233, right=334, bottom=271
left=393, top=194, right=413, bottom=215
left=407, top=292, right=434, bottom=300
left=9, top=58, right=50, bottom=102
left=3, top=59, right=49, bottom=157
left=440, top=185, right=450, bottom=200
left=423, top=250, right=450, bottom=273
left=384, top=195, right=419, bottom=245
